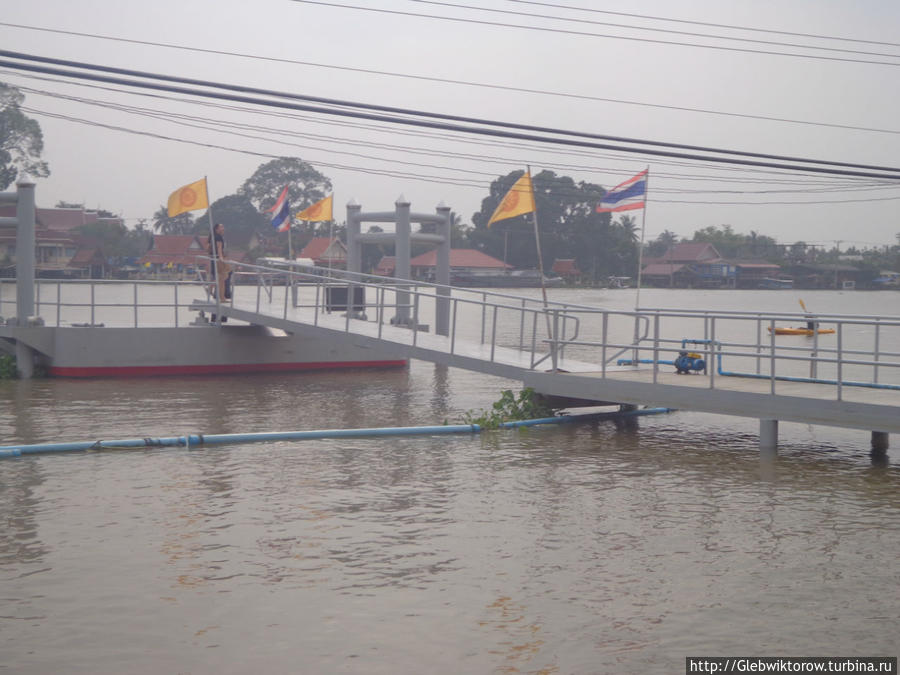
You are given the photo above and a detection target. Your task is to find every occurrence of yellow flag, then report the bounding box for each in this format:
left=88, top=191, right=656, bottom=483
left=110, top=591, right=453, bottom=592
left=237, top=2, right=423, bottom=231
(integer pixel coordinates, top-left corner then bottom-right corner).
left=167, top=178, right=209, bottom=217
left=487, top=172, right=535, bottom=226
left=296, top=194, right=333, bottom=222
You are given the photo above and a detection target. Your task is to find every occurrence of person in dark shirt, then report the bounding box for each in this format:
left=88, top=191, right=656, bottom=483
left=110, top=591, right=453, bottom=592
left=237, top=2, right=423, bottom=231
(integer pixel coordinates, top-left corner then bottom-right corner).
left=206, top=222, right=232, bottom=322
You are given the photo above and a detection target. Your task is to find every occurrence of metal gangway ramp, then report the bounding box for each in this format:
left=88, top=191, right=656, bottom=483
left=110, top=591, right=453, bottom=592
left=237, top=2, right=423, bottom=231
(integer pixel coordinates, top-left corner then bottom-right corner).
left=197, top=261, right=900, bottom=451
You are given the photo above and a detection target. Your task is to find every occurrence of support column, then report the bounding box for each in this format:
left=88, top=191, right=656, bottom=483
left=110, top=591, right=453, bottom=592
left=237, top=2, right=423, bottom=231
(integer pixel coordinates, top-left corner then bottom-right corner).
left=871, top=431, right=889, bottom=457
left=435, top=202, right=451, bottom=336
left=15, top=176, right=36, bottom=379
left=759, top=418, right=778, bottom=453
left=345, top=199, right=362, bottom=276
left=394, top=195, right=411, bottom=326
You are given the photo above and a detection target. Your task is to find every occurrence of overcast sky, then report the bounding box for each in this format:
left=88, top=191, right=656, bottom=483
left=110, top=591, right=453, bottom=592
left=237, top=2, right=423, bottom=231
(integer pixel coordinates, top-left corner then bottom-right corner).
left=1, top=0, right=898, bottom=248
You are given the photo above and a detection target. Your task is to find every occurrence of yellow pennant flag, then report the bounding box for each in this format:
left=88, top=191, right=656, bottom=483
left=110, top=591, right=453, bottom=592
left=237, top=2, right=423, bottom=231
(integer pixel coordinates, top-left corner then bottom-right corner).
left=487, top=172, right=535, bottom=226
left=296, top=194, right=333, bottom=222
left=167, top=178, right=209, bottom=217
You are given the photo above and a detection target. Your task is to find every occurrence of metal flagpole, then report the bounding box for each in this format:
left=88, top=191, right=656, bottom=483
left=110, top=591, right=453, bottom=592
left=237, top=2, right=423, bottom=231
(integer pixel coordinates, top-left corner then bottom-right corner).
left=288, top=220, right=294, bottom=260
left=204, top=176, right=221, bottom=324
left=634, top=165, right=650, bottom=311
left=526, top=165, right=554, bottom=346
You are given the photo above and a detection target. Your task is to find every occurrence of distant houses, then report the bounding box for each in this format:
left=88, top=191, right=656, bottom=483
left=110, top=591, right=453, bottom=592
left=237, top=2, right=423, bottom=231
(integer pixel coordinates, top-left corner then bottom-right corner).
left=372, top=249, right=511, bottom=282
left=298, top=237, right=347, bottom=268
left=640, top=242, right=784, bottom=289
left=0, top=204, right=125, bottom=278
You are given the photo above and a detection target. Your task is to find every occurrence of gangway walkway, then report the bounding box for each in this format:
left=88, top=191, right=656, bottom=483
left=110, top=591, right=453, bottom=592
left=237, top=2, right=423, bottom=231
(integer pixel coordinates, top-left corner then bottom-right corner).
left=194, top=261, right=900, bottom=449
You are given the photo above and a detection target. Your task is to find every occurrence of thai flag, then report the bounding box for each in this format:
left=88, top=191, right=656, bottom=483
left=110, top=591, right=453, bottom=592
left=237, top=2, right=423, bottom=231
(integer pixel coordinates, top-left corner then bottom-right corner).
left=596, top=170, right=647, bottom=213
left=268, top=185, right=291, bottom=232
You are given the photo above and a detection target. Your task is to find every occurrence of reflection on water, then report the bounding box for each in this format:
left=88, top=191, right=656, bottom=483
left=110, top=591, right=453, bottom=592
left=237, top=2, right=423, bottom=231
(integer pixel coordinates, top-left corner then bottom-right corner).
left=0, top=288, right=898, bottom=673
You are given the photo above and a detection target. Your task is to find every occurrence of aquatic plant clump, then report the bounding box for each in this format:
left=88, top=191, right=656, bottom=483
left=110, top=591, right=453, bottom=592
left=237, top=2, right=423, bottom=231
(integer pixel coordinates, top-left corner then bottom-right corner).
left=463, top=388, right=555, bottom=429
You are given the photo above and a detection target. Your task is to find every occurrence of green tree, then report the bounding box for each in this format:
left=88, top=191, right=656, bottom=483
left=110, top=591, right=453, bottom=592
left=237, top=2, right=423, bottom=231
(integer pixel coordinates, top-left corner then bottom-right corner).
left=644, top=230, right=680, bottom=258
left=0, top=82, right=50, bottom=190
left=193, top=193, right=269, bottom=239
left=151, top=206, right=195, bottom=235
left=470, top=169, right=620, bottom=277
left=239, top=157, right=332, bottom=212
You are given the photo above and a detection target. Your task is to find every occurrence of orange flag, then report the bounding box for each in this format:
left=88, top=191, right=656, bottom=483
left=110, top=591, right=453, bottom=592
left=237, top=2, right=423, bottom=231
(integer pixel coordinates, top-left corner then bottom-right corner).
left=487, top=172, right=535, bottom=227
left=296, top=194, right=333, bottom=222
left=167, top=178, right=209, bottom=217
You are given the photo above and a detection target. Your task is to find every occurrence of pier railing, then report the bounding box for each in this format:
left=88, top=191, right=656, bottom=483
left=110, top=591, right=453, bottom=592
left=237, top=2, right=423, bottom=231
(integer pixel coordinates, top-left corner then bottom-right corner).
left=3, top=265, right=899, bottom=399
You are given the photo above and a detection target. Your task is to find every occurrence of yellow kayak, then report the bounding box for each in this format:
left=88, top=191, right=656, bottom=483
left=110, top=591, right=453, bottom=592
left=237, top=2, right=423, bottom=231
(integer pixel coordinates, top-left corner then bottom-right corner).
left=767, top=326, right=835, bottom=336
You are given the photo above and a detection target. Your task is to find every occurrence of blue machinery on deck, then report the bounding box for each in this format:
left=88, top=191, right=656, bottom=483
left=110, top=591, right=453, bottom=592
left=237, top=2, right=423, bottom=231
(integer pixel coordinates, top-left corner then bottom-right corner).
left=0, top=407, right=671, bottom=459
left=618, top=338, right=900, bottom=392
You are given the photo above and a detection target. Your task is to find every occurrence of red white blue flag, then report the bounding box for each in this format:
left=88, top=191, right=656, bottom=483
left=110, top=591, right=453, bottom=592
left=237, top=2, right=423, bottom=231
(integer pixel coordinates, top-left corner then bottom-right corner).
left=596, top=170, right=647, bottom=213
left=268, top=185, right=291, bottom=232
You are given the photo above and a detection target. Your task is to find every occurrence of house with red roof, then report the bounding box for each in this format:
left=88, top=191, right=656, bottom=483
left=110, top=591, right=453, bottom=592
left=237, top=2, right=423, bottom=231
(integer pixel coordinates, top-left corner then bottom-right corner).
left=551, top=258, right=580, bottom=283
left=410, top=249, right=511, bottom=281
left=298, top=237, right=347, bottom=268
left=0, top=204, right=125, bottom=278
left=641, top=242, right=782, bottom=288
left=137, top=235, right=208, bottom=277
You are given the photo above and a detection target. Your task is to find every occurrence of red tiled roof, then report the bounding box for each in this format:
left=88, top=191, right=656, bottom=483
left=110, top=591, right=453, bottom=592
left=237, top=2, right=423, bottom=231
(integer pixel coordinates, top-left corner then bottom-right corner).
left=68, top=248, right=106, bottom=266
left=661, top=242, right=720, bottom=263
left=138, top=235, right=207, bottom=266
left=552, top=259, right=579, bottom=275
left=299, top=237, right=345, bottom=261
left=410, top=249, right=511, bottom=269
left=0, top=205, right=123, bottom=232
left=374, top=256, right=395, bottom=275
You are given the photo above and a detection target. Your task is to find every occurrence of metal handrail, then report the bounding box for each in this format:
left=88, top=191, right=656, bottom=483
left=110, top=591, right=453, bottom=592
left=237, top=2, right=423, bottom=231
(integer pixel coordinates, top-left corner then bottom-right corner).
left=3, top=265, right=898, bottom=399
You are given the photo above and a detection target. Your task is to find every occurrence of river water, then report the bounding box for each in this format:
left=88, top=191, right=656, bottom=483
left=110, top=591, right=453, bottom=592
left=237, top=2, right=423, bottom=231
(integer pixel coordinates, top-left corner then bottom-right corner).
left=1, top=289, right=898, bottom=674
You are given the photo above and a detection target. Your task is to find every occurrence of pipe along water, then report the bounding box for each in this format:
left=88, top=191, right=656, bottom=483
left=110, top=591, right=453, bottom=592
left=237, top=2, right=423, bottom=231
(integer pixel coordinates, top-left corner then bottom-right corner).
left=0, top=408, right=672, bottom=459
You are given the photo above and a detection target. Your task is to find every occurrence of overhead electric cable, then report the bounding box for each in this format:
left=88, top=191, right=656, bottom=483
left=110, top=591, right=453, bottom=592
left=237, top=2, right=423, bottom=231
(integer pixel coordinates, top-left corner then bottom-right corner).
left=289, top=0, right=900, bottom=67
left=505, top=1, right=900, bottom=48
left=408, top=0, right=900, bottom=59
left=2, top=50, right=898, bottom=181
left=1, top=22, right=896, bottom=135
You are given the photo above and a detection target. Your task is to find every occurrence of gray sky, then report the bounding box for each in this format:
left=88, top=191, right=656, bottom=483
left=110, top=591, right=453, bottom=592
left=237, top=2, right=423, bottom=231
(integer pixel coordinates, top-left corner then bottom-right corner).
left=1, top=0, right=898, bottom=248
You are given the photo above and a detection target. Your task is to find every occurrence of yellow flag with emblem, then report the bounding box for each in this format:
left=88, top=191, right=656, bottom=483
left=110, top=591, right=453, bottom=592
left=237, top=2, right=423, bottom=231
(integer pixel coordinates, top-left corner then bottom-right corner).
left=296, top=194, right=333, bottom=222
left=487, top=172, right=535, bottom=227
left=166, top=178, right=209, bottom=217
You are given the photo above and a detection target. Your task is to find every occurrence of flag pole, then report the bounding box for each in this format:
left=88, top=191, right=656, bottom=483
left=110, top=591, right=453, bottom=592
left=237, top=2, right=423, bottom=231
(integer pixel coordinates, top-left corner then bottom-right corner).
left=204, top=176, right=221, bottom=323
left=526, top=165, right=554, bottom=345
left=288, top=220, right=294, bottom=260
left=634, top=165, right=650, bottom=311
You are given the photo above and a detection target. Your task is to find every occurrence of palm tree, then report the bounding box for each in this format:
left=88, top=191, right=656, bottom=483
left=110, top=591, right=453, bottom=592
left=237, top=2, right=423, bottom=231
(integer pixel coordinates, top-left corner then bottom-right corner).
left=151, top=206, right=195, bottom=235
left=617, top=214, right=640, bottom=243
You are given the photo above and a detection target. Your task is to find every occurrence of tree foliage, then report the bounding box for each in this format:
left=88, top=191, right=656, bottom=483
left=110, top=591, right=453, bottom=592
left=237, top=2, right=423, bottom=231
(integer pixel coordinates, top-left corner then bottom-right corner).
left=239, top=157, right=332, bottom=213
left=467, top=169, right=639, bottom=280
left=0, top=82, right=50, bottom=190
left=193, top=193, right=269, bottom=239
left=151, top=206, right=195, bottom=235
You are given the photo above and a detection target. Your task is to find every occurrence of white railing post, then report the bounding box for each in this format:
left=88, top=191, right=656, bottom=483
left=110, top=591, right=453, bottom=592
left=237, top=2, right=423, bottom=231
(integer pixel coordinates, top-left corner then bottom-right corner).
left=837, top=323, right=843, bottom=401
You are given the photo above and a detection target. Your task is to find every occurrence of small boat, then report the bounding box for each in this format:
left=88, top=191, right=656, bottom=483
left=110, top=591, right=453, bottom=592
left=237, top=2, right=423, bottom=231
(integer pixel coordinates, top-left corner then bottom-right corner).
left=767, top=326, right=836, bottom=336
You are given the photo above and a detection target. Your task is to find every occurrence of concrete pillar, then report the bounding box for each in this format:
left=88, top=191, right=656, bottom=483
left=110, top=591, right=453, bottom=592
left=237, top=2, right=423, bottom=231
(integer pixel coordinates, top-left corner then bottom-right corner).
left=871, top=431, right=889, bottom=456
left=759, top=419, right=778, bottom=453
left=15, top=176, right=36, bottom=379
left=345, top=199, right=362, bottom=275
left=435, top=202, right=451, bottom=336
left=394, top=195, right=411, bottom=325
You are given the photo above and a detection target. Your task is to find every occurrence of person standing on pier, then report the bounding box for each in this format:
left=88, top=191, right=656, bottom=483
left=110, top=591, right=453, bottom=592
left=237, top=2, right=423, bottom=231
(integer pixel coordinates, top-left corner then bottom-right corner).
left=206, top=222, right=232, bottom=321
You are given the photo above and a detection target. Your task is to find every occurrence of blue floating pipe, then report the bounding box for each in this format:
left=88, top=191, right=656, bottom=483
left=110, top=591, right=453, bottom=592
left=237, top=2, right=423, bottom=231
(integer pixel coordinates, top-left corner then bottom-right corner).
left=0, top=408, right=672, bottom=459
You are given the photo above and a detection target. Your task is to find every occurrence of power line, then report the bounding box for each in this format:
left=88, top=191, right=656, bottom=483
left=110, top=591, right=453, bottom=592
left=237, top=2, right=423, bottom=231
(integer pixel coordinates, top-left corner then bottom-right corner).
left=505, top=0, right=900, bottom=48
left=407, top=0, right=900, bottom=59
left=18, top=80, right=893, bottom=200
left=2, top=50, right=898, bottom=181
left=1, top=21, right=896, bottom=135
left=289, top=0, right=900, bottom=67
